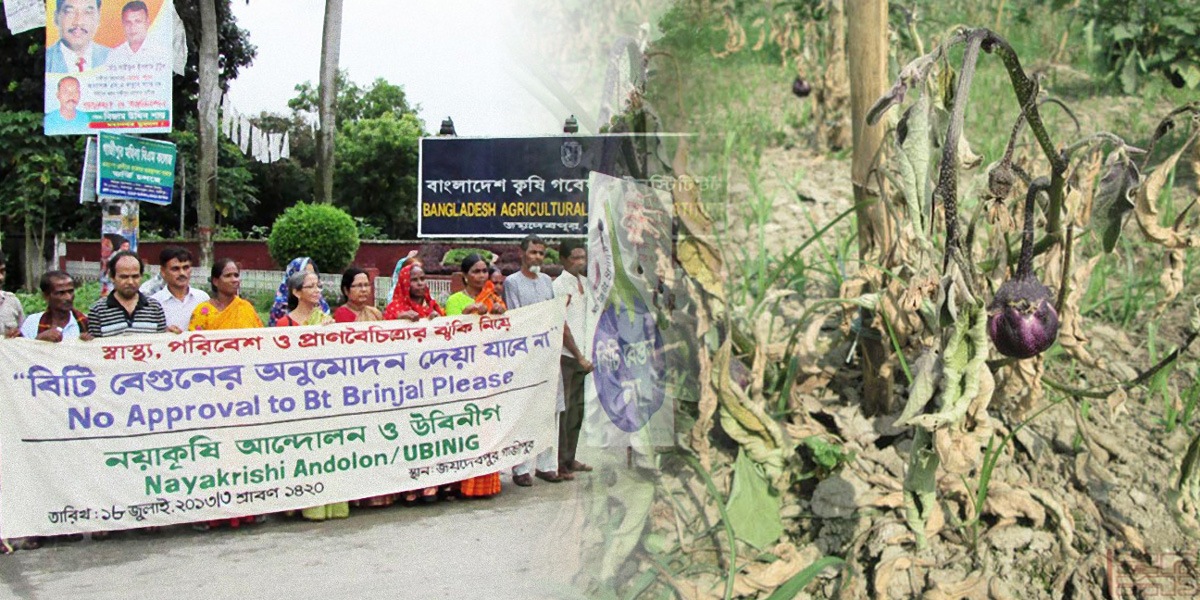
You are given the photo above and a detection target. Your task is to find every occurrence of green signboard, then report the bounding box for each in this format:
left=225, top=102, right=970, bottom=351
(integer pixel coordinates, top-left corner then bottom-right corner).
left=97, top=132, right=177, bottom=205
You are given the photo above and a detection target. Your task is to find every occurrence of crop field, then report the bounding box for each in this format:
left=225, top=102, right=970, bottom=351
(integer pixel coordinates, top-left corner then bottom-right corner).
left=554, top=1, right=1200, bottom=598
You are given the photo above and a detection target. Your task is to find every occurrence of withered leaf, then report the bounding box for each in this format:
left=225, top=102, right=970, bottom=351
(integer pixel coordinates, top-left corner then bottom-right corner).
left=1092, top=150, right=1141, bottom=253
left=1134, top=131, right=1200, bottom=249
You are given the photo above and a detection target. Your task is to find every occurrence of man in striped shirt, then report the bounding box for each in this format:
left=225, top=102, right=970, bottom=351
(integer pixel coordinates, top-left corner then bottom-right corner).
left=87, top=251, right=167, bottom=337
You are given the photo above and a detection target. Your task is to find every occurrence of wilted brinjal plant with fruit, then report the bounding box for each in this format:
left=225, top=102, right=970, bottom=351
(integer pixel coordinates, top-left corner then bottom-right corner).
left=869, top=26, right=1200, bottom=559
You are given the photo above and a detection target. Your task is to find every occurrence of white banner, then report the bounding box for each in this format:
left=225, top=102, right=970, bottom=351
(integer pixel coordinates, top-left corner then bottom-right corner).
left=0, top=300, right=565, bottom=537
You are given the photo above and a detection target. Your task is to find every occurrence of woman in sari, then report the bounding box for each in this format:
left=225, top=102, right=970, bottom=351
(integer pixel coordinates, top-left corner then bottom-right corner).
left=274, top=271, right=345, bottom=520
left=443, top=255, right=506, bottom=499
left=333, top=267, right=398, bottom=507
left=385, top=263, right=444, bottom=501
left=268, top=257, right=330, bottom=326
left=333, top=267, right=383, bottom=323
left=188, top=259, right=265, bottom=530
left=384, top=249, right=420, bottom=308
left=445, top=254, right=507, bottom=317
left=190, top=259, right=263, bottom=332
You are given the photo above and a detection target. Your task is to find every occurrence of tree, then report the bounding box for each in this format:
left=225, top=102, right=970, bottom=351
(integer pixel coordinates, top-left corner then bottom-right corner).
left=333, top=112, right=424, bottom=238
left=291, top=73, right=418, bottom=126
left=316, top=0, right=344, bottom=205
left=0, top=113, right=82, bottom=290
left=198, top=0, right=220, bottom=266
left=267, top=74, right=425, bottom=238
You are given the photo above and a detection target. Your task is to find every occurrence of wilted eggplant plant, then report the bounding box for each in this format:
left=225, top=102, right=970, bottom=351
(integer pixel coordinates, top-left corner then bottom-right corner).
left=869, top=26, right=1200, bottom=556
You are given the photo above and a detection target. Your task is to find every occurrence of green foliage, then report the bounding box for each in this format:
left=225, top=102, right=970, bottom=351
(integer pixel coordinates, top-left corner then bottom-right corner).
left=1080, top=1, right=1200, bottom=92
left=289, top=72, right=419, bottom=128
left=16, top=281, right=103, bottom=315
left=333, top=112, right=425, bottom=238
left=442, top=248, right=497, bottom=267
left=267, top=203, right=360, bottom=273
left=800, top=436, right=852, bottom=474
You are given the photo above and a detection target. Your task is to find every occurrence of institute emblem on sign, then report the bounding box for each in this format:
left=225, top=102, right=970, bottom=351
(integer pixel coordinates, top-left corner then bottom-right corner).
left=561, top=140, right=583, bottom=168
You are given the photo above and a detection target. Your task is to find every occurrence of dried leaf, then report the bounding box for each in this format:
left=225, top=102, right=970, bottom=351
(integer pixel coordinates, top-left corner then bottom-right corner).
left=872, top=546, right=913, bottom=599
left=925, top=570, right=988, bottom=600
left=983, top=482, right=1046, bottom=528
left=957, top=131, right=983, bottom=170
left=1057, top=255, right=1104, bottom=368
left=678, top=237, right=725, bottom=301
left=731, top=542, right=822, bottom=597
left=691, top=340, right=719, bottom=470
left=1025, top=487, right=1077, bottom=554
left=1105, top=386, right=1129, bottom=421
left=1091, top=150, right=1141, bottom=253
left=1157, top=248, right=1187, bottom=312
left=1071, top=150, right=1103, bottom=227
left=1133, top=131, right=1200, bottom=248
left=896, top=88, right=933, bottom=236
left=895, top=350, right=940, bottom=427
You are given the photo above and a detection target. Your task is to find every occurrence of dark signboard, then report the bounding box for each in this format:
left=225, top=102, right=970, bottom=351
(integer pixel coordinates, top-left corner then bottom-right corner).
left=418, top=135, right=662, bottom=238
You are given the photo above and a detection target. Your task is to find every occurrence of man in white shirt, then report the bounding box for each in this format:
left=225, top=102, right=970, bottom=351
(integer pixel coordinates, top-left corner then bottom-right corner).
left=106, top=1, right=163, bottom=67
left=553, top=239, right=594, bottom=477
left=504, top=234, right=562, bottom=486
left=20, top=271, right=93, bottom=342
left=149, top=246, right=208, bottom=332
left=45, top=0, right=110, bottom=73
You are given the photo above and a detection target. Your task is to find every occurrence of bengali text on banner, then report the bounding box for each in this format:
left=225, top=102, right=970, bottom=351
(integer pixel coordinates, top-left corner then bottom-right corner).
left=0, top=299, right=565, bottom=537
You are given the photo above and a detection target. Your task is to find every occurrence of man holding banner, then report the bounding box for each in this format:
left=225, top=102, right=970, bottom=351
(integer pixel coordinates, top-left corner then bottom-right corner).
left=504, top=235, right=563, bottom=486
left=19, top=271, right=92, bottom=342
left=87, top=251, right=167, bottom=337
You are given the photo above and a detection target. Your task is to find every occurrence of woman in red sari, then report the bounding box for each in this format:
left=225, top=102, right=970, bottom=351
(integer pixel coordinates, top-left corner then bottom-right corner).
left=385, top=264, right=444, bottom=502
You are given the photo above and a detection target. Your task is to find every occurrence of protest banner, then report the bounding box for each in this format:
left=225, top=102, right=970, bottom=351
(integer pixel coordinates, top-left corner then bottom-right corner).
left=44, top=0, right=173, bottom=135
left=581, top=172, right=674, bottom=449
left=0, top=300, right=565, bottom=537
left=418, top=134, right=704, bottom=238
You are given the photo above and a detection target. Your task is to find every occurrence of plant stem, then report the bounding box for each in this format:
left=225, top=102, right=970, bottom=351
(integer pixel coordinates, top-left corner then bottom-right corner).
left=1018, top=178, right=1050, bottom=279
left=933, top=29, right=986, bottom=263
left=981, top=30, right=1069, bottom=252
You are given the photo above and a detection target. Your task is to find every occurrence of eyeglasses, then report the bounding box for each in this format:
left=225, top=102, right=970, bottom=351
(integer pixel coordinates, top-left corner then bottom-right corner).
left=301, top=283, right=322, bottom=290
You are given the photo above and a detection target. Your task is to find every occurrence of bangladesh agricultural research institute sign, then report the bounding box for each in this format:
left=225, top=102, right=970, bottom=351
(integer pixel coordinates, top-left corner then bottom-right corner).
left=419, top=134, right=683, bottom=238
left=97, top=131, right=176, bottom=205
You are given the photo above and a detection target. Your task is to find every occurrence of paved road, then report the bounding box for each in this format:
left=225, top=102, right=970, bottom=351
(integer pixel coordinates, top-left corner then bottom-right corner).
left=0, top=472, right=596, bottom=600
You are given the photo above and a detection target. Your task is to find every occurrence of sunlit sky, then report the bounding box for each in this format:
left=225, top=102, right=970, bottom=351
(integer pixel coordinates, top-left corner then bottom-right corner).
left=225, top=0, right=582, bottom=137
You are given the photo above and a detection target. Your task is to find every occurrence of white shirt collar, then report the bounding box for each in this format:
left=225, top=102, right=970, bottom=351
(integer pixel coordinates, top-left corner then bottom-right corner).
left=60, top=43, right=94, bottom=71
